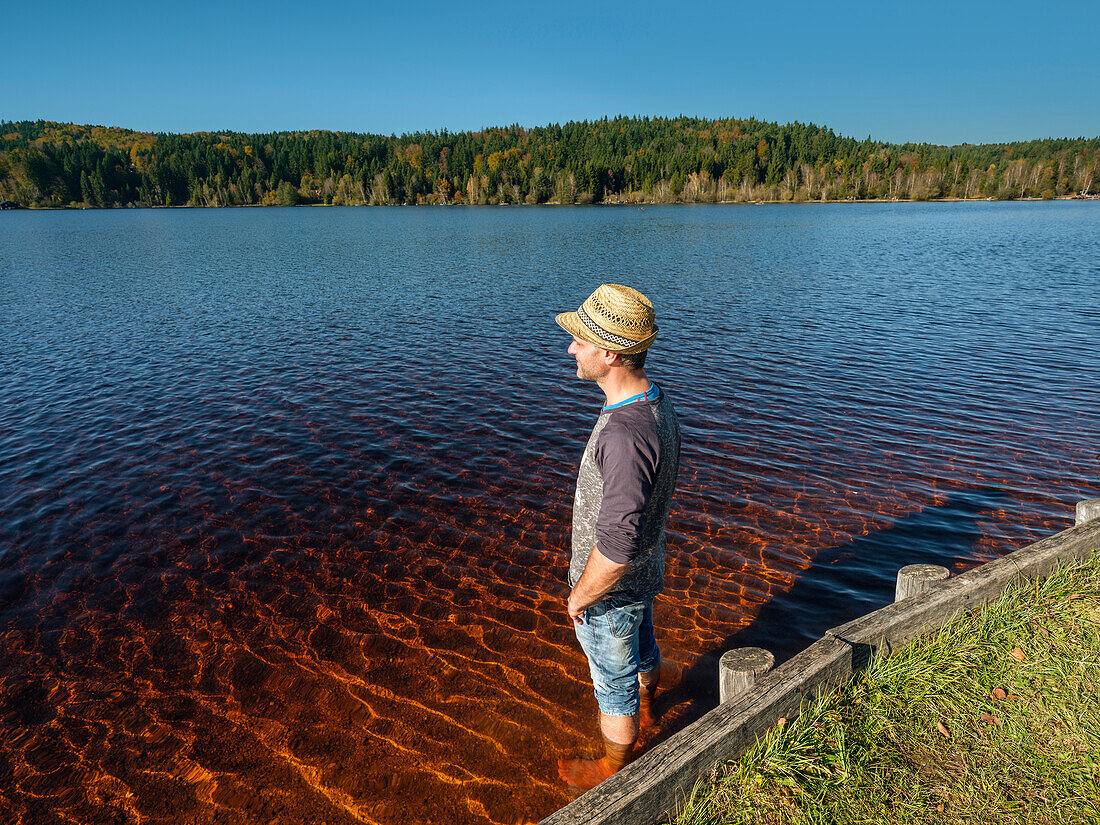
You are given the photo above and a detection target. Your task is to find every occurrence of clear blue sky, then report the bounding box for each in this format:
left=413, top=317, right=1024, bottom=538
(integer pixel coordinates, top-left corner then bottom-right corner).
left=4, top=0, right=1098, bottom=145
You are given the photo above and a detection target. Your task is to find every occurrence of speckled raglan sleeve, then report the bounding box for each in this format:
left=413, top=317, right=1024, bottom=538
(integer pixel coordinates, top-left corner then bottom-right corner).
left=593, top=412, right=660, bottom=564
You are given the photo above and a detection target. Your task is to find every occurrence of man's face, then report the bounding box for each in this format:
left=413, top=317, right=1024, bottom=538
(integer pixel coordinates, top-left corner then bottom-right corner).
left=568, top=336, right=610, bottom=382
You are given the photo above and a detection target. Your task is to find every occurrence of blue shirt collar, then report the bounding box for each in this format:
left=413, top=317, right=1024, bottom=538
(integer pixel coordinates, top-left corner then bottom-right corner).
left=602, top=382, right=660, bottom=411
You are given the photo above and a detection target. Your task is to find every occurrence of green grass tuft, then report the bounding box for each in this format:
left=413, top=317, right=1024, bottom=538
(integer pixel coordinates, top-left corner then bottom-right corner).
left=669, top=553, right=1100, bottom=825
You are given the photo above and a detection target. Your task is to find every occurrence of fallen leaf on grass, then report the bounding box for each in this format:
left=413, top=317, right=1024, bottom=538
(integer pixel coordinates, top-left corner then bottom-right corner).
left=1006, top=694, right=1020, bottom=701
left=1064, top=593, right=1082, bottom=602
left=1009, top=647, right=1026, bottom=662
left=980, top=712, right=1001, bottom=726
left=936, top=721, right=951, bottom=738
left=991, top=688, right=1007, bottom=701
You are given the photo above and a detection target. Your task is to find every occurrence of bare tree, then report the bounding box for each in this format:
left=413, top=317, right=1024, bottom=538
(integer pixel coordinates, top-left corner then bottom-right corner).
left=965, top=170, right=979, bottom=199
left=370, top=173, right=389, bottom=205
left=683, top=170, right=717, bottom=202
left=783, top=168, right=798, bottom=200
left=716, top=175, right=736, bottom=202
left=1079, top=162, right=1095, bottom=195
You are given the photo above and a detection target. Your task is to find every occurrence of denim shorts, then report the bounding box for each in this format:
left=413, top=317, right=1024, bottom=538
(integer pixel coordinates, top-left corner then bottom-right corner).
left=573, top=597, right=660, bottom=716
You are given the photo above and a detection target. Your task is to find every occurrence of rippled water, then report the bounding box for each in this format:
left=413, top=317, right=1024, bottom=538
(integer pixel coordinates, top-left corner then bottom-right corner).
left=1, top=203, right=1097, bottom=824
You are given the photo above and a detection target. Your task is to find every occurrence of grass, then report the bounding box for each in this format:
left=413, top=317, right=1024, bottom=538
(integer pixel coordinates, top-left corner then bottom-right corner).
left=668, top=553, right=1100, bottom=825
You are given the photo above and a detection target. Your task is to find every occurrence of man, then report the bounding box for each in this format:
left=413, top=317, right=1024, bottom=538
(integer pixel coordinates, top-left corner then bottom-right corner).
left=554, top=283, right=681, bottom=790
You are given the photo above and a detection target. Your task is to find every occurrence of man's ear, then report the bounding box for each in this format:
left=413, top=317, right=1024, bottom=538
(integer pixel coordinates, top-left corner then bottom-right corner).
left=602, top=349, right=620, bottom=366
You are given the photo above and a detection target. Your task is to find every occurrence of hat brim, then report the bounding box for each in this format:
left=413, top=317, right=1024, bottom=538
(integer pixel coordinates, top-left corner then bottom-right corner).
left=556, top=311, right=658, bottom=355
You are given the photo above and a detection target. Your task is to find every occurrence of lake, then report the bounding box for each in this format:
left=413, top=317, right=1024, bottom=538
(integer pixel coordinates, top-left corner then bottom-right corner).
left=1, top=202, right=1097, bottom=824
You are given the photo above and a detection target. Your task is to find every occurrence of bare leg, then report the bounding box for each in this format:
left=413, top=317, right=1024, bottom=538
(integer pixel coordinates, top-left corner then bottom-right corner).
left=557, top=712, right=638, bottom=789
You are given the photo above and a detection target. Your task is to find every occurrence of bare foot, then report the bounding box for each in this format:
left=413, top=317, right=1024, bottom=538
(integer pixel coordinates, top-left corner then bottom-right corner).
left=557, top=756, right=618, bottom=789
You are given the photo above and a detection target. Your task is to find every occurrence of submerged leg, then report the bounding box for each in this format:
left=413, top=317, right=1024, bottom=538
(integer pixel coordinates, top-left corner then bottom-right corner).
left=638, top=667, right=660, bottom=729
left=557, top=712, right=637, bottom=789
left=637, top=602, right=661, bottom=729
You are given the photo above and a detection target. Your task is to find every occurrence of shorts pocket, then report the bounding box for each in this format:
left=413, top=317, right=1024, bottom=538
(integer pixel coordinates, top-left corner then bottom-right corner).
left=604, top=601, right=644, bottom=639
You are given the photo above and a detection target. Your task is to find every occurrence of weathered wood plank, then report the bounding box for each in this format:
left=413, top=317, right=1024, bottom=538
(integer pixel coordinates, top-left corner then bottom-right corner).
left=539, top=636, right=852, bottom=825
left=829, top=519, right=1100, bottom=658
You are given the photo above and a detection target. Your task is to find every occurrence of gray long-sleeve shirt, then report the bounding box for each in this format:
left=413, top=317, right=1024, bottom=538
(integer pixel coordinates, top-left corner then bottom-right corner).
left=568, top=385, right=681, bottom=602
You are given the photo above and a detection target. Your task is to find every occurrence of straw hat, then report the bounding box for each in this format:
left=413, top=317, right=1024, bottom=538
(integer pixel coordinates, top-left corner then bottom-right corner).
left=556, top=284, right=658, bottom=354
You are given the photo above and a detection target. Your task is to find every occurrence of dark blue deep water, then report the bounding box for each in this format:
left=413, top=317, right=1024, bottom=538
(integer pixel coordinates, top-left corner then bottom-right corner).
left=1, top=202, right=1098, bottom=824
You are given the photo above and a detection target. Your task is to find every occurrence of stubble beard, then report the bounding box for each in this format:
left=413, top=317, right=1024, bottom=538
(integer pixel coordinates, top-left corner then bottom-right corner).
left=575, top=359, right=602, bottom=383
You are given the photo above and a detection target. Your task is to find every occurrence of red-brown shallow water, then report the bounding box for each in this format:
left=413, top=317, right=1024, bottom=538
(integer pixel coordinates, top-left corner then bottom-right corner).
left=1, top=204, right=1097, bottom=823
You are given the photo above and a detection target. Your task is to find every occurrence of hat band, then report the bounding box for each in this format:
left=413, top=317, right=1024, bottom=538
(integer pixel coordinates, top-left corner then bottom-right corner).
left=577, top=305, right=642, bottom=349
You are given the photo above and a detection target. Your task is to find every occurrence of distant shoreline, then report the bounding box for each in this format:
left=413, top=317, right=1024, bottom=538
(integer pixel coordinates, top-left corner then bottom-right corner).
left=6, top=194, right=1099, bottom=211
left=5, top=119, right=1097, bottom=210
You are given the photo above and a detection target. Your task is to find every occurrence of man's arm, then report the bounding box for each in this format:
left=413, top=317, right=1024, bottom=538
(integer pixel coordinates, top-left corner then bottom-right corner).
left=567, top=545, right=628, bottom=624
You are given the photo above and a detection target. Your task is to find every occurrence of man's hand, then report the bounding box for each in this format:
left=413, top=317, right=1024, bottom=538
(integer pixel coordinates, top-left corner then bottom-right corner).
left=567, top=592, right=586, bottom=625
left=567, top=545, right=628, bottom=626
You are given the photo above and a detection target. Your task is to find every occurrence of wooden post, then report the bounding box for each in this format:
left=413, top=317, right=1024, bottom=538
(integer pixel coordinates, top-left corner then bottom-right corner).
left=895, top=564, right=950, bottom=602
left=719, top=647, right=775, bottom=704
left=1076, top=498, right=1100, bottom=527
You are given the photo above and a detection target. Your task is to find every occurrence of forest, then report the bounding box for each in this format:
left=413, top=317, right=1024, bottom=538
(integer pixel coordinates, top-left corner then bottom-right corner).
left=1, top=117, right=1097, bottom=208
